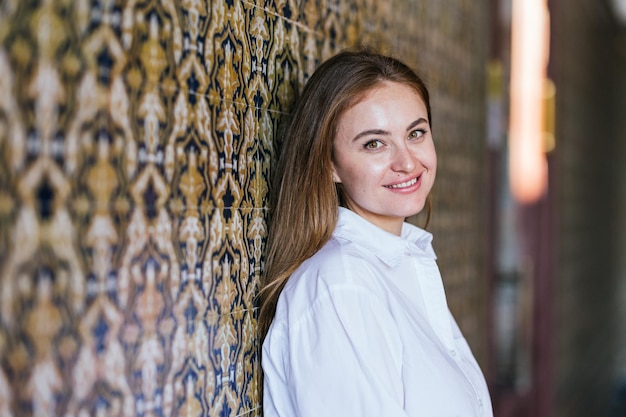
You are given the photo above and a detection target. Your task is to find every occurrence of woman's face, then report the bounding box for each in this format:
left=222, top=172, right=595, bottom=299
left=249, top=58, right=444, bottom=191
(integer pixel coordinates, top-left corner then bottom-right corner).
left=332, top=81, right=436, bottom=235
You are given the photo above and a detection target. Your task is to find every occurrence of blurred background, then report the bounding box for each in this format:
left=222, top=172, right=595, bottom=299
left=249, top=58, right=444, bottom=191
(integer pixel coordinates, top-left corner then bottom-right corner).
left=0, top=0, right=624, bottom=416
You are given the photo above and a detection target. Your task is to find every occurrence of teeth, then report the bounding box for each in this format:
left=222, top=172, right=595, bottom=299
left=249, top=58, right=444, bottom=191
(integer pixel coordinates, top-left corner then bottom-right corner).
left=387, top=177, right=418, bottom=189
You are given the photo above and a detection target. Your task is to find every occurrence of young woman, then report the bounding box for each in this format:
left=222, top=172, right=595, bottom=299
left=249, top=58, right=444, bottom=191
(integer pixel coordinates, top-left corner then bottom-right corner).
left=258, top=49, right=493, bottom=417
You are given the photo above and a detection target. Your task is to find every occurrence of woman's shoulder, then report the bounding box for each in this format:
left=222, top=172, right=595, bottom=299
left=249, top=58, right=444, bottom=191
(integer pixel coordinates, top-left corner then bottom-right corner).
left=294, top=235, right=376, bottom=285
left=275, top=236, right=384, bottom=319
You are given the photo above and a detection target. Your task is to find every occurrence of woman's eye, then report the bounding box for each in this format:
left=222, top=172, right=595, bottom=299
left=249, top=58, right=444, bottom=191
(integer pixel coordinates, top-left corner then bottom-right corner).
left=409, top=129, right=425, bottom=140
left=364, top=140, right=382, bottom=150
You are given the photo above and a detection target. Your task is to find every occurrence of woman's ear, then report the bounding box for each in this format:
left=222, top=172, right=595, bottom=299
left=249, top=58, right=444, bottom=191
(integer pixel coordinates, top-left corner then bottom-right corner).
left=331, top=164, right=341, bottom=183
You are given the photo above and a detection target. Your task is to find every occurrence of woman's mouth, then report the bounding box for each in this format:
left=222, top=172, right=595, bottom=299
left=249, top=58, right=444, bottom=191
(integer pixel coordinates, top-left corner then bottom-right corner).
left=385, top=176, right=419, bottom=189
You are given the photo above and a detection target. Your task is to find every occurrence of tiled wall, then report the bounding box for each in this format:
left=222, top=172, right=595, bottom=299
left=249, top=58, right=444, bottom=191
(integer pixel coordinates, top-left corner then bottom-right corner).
left=0, top=0, right=490, bottom=415
left=551, top=1, right=626, bottom=416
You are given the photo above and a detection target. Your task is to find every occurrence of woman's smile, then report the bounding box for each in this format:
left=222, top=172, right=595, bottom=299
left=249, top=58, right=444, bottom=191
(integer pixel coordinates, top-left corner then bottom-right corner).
left=384, top=175, right=421, bottom=190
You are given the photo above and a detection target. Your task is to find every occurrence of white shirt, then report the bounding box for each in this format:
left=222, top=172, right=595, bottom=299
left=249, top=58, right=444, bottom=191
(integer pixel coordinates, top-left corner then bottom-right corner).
left=262, top=207, right=493, bottom=417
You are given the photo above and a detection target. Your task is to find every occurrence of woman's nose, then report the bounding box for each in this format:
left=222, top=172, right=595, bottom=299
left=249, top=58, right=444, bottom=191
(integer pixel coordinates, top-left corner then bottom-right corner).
left=391, top=145, right=416, bottom=172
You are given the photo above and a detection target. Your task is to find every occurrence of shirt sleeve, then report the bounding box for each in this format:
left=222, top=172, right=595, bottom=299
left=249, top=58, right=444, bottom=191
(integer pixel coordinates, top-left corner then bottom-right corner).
left=263, top=283, right=410, bottom=417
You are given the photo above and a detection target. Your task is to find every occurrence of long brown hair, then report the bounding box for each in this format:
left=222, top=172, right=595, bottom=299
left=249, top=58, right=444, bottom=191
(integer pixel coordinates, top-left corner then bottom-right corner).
left=257, top=48, right=432, bottom=341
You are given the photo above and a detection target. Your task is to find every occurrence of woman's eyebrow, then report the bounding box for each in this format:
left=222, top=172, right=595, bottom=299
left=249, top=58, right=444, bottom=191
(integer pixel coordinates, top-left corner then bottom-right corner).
left=351, top=118, right=429, bottom=142
left=406, top=118, right=429, bottom=132
left=352, top=129, right=389, bottom=142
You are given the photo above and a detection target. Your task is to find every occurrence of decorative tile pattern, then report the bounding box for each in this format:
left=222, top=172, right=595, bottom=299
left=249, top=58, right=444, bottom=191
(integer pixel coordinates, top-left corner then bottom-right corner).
left=0, top=0, right=490, bottom=415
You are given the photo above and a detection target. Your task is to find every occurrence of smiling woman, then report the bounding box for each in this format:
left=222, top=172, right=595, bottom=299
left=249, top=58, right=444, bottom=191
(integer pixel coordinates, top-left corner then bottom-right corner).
left=257, top=49, right=493, bottom=417
left=331, top=81, right=437, bottom=235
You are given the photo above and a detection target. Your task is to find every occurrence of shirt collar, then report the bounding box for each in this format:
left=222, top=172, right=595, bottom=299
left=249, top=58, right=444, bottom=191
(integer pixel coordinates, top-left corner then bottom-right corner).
left=333, top=207, right=437, bottom=267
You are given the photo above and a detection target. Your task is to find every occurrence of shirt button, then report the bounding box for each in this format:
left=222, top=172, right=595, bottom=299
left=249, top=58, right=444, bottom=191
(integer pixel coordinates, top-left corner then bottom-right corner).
left=449, top=349, right=457, bottom=357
